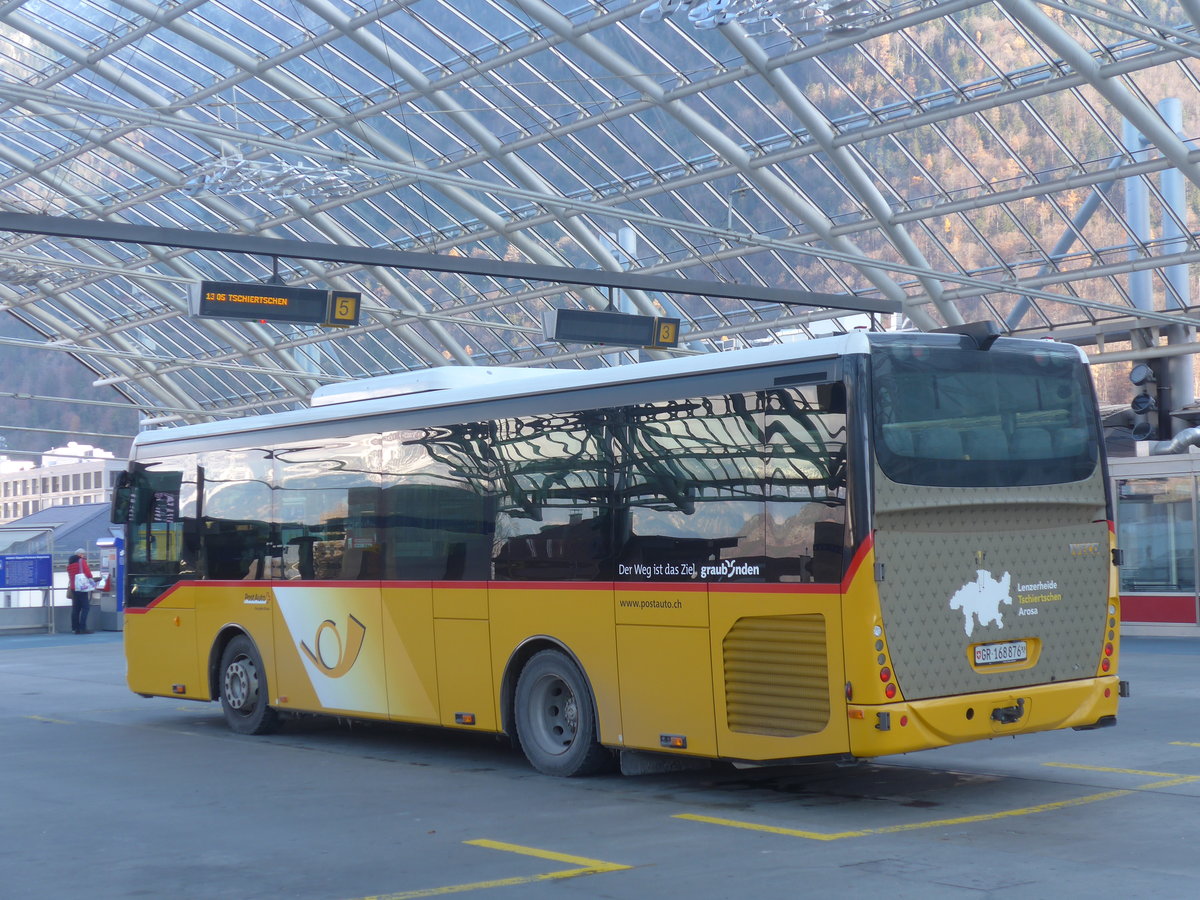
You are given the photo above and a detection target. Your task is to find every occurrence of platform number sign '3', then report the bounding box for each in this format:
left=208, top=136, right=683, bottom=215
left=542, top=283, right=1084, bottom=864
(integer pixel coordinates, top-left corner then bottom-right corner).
left=300, top=615, right=366, bottom=678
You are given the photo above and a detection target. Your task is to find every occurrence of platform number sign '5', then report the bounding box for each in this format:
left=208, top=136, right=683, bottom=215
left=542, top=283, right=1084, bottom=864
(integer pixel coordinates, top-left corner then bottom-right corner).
left=326, top=292, right=361, bottom=328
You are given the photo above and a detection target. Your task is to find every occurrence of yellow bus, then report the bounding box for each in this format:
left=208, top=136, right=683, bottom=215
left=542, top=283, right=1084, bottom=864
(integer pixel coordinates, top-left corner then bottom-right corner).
left=115, top=326, right=1122, bottom=776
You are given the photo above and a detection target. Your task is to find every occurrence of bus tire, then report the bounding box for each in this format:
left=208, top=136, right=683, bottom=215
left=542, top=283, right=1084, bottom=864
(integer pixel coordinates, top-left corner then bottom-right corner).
left=219, top=635, right=279, bottom=735
left=514, top=649, right=612, bottom=777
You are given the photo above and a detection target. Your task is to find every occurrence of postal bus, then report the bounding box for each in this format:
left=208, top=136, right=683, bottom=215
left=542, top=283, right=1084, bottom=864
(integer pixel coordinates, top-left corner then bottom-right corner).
left=114, top=326, right=1122, bottom=776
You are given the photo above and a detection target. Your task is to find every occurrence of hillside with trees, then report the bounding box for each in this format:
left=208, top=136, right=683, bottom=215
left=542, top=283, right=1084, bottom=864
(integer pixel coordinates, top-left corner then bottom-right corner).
left=0, top=315, right=137, bottom=461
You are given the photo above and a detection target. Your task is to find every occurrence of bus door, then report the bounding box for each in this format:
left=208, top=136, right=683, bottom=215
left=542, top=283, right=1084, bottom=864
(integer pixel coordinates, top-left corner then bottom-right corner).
left=709, top=383, right=851, bottom=763
left=268, top=442, right=389, bottom=720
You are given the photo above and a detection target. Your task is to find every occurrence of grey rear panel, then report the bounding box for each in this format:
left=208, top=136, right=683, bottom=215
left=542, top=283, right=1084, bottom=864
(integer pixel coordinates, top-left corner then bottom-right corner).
left=873, top=467, right=1110, bottom=700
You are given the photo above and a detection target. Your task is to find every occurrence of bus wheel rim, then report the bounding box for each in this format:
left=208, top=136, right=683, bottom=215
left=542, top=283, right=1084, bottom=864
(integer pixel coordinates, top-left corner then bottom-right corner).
left=529, top=673, right=577, bottom=756
left=224, top=655, right=258, bottom=712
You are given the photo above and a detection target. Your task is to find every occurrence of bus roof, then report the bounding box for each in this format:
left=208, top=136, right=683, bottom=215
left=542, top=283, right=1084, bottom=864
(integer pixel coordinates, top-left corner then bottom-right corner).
left=129, top=330, right=1081, bottom=453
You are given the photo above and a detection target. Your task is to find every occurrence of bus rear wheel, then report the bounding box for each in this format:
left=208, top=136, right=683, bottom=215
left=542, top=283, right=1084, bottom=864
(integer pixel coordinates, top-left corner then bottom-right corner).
left=219, top=635, right=279, bottom=735
left=514, top=649, right=612, bottom=776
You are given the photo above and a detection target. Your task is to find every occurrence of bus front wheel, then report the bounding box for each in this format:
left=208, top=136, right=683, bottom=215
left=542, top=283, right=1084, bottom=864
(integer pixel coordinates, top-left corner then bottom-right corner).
left=514, top=649, right=612, bottom=776
left=219, top=635, right=280, bottom=735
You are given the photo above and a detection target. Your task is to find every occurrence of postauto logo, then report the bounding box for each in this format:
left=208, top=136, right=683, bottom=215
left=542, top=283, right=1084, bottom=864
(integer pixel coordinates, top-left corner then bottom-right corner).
left=299, top=614, right=366, bottom=678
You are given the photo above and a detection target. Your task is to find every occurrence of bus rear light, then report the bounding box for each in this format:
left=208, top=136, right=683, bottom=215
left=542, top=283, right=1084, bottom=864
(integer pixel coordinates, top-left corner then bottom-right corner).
left=660, top=734, right=687, bottom=749
left=171, top=684, right=186, bottom=694
left=845, top=681, right=853, bottom=700
left=879, top=667, right=891, bottom=682
left=455, top=712, right=476, bottom=726
left=848, top=709, right=865, bottom=719
left=885, top=683, right=897, bottom=699
left=1104, top=643, right=1114, bottom=657
left=1101, top=658, right=1111, bottom=672
left=899, top=715, right=908, bottom=727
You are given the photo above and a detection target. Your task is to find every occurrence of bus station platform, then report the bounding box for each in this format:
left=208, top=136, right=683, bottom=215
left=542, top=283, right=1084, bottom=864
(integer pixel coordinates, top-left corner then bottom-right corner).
left=3, top=632, right=1200, bottom=899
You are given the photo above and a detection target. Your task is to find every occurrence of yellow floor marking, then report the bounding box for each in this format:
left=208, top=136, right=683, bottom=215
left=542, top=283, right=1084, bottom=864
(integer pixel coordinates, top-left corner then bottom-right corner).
left=675, top=788, right=1132, bottom=841
left=677, top=760, right=1200, bottom=842
left=1170, top=741, right=1200, bottom=748
left=25, top=715, right=71, bottom=725
left=354, top=839, right=630, bottom=900
left=1044, top=762, right=1197, bottom=778
left=1043, top=762, right=1200, bottom=789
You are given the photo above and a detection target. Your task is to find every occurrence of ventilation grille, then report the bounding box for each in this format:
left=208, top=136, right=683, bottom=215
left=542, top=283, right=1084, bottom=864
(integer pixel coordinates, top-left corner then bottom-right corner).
left=723, top=614, right=829, bottom=737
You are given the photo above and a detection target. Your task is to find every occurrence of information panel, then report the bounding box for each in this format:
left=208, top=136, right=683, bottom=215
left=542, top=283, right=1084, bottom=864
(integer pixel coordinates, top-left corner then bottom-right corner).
left=542, top=308, right=680, bottom=349
left=0, top=554, right=53, bottom=589
left=190, top=280, right=361, bottom=328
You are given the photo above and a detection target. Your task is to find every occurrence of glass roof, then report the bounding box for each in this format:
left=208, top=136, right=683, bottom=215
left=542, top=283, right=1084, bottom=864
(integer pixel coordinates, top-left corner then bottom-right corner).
left=0, top=0, right=1197, bottom=426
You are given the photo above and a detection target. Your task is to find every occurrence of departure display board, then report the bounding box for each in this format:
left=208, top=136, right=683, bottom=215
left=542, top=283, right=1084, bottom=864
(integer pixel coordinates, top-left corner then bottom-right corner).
left=190, top=280, right=361, bottom=328
left=0, top=554, right=53, bottom=589
left=542, top=308, right=680, bottom=349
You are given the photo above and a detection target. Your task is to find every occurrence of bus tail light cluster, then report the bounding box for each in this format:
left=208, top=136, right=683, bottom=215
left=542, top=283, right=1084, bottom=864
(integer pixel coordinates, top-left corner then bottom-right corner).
left=849, top=623, right=903, bottom=707
left=1101, top=603, right=1118, bottom=674
left=874, top=624, right=900, bottom=701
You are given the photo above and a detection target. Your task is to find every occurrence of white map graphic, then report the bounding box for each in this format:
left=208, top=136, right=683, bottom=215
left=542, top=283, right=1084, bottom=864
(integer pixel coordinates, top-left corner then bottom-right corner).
left=948, top=570, right=1013, bottom=636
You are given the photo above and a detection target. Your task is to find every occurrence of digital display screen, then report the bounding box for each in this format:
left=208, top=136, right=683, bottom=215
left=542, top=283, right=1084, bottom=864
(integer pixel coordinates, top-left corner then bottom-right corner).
left=190, top=281, right=361, bottom=328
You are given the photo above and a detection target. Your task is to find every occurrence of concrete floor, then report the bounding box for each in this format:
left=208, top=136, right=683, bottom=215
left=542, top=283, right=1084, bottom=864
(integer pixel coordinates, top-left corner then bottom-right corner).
left=1, top=631, right=1197, bottom=899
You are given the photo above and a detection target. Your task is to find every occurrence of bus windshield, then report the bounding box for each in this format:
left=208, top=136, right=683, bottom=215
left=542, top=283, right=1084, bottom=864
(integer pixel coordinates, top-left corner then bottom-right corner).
left=871, top=336, right=1100, bottom=488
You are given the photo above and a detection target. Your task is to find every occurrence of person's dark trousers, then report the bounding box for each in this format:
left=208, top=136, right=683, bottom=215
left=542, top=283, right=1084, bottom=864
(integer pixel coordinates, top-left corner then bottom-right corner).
left=70, top=590, right=91, bottom=633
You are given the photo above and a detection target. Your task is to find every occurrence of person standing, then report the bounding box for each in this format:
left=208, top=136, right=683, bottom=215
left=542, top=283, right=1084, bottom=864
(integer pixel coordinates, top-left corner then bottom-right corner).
left=66, top=547, right=95, bottom=634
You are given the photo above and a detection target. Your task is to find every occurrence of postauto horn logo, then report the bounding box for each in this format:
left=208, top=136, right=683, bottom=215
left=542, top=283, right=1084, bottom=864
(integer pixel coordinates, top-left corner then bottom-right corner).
left=300, top=614, right=366, bottom=678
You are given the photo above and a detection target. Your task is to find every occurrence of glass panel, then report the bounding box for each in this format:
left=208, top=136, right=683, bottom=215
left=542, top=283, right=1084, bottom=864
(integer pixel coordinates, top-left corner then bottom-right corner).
left=380, top=426, right=495, bottom=582
left=618, top=393, right=765, bottom=583
left=274, top=435, right=382, bottom=581
left=122, top=455, right=199, bottom=607
left=199, top=447, right=274, bottom=580
left=764, top=386, right=848, bottom=584
left=1117, top=477, right=1196, bottom=594
left=491, top=411, right=614, bottom=582
left=872, top=336, right=1099, bottom=487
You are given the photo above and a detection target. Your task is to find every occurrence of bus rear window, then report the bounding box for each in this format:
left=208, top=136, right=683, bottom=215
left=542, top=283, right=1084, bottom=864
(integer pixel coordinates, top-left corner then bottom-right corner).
left=871, top=338, right=1099, bottom=488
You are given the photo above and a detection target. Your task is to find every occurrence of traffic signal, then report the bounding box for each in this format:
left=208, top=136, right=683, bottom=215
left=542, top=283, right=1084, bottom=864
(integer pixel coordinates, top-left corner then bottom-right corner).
left=1130, top=363, right=1158, bottom=441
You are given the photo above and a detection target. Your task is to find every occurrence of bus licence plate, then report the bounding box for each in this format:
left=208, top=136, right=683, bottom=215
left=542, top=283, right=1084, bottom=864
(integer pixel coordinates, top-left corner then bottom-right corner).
left=974, top=640, right=1028, bottom=665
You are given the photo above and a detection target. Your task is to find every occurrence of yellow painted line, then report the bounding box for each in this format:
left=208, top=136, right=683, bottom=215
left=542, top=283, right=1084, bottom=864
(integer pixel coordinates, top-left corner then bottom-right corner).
left=678, top=761, right=1200, bottom=842
left=1043, top=763, right=1200, bottom=789
left=1170, top=741, right=1200, bottom=748
left=675, top=788, right=1133, bottom=841
left=1139, top=776, right=1200, bottom=789
left=353, top=839, right=631, bottom=900
left=1044, top=762, right=1197, bottom=778
left=464, top=839, right=629, bottom=870
left=25, top=715, right=71, bottom=725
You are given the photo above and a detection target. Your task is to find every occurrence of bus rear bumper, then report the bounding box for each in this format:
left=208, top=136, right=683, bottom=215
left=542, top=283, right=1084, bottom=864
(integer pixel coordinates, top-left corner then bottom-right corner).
left=847, top=675, right=1122, bottom=758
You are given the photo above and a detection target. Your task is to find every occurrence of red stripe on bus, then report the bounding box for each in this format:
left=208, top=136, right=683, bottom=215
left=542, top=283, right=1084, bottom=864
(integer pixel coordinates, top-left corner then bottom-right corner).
left=128, top=546, right=877, bottom=610
left=841, top=534, right=874, bottom=590
left=483, top=581, right=617, bottom=592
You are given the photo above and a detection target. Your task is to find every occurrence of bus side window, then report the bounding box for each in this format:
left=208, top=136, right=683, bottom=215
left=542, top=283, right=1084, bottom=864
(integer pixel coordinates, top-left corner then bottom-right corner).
left=490, top=411, right=613, bottom=582
left=199, top=448, right=274, bottom=581
left=764, top=386, right=847, bottom=584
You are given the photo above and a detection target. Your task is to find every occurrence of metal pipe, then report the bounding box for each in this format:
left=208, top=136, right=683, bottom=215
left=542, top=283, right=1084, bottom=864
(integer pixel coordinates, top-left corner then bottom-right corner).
left=1159, top=99, right=1195, bottom=435
left=1153, top=426, right=1200, bottom=455
left=1091, top=343, right=1200, bottom=365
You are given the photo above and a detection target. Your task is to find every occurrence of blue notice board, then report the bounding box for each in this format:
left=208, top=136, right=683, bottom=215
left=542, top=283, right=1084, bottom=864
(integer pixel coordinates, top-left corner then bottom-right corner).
left=0, top=554, right=54, bottom=589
